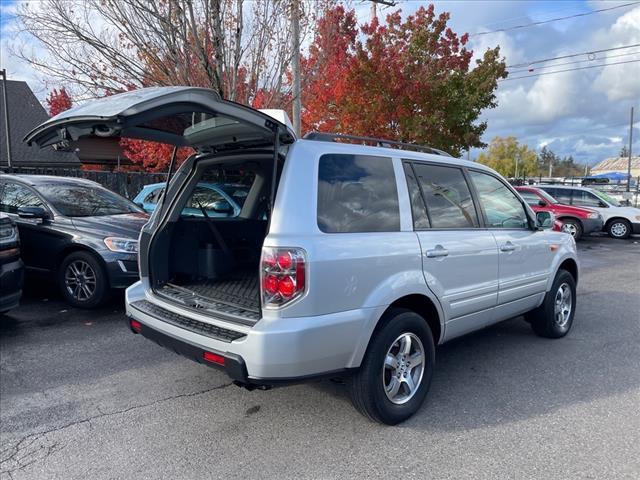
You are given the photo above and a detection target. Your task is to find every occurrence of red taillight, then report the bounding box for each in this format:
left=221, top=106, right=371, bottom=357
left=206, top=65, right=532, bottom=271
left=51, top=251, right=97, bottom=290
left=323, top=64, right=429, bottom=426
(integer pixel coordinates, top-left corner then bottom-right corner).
left=203, top=351, right=225, bottom=365
left=278, top=276, right=296, bottom=298
left=260, top=247, right=307, bottom=308
left=130, top=319, right=142, bottom=333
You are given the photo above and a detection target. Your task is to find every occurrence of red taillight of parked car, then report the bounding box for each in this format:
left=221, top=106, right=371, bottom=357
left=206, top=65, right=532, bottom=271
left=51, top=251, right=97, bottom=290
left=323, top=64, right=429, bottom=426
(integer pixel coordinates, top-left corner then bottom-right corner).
left=260, top=247, right=307, bottom=308
left=203, top=351, right=225, bottom=366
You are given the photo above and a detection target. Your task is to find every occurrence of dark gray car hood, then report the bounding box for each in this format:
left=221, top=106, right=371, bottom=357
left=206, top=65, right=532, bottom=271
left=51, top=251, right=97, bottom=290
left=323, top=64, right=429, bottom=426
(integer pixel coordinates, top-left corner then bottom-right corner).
left=71, top=212, right=149, bottom=239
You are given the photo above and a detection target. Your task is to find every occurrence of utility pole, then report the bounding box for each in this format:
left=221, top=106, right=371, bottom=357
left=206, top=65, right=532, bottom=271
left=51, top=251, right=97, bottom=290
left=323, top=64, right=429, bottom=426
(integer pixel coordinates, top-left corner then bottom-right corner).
left=627, top=106, right=634, bottom=192
left=548, top=157, right=553, bottom=177
left=291, top=0, right=301, bottom=137
left=0, top=69, right=12, bottom=167
left=514, top=152, right=519, bottom=180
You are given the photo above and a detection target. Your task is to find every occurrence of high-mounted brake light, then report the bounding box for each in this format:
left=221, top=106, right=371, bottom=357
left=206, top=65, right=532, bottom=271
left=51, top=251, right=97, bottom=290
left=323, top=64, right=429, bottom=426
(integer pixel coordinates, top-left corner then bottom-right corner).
left=260, top=247, right=307, bottom=308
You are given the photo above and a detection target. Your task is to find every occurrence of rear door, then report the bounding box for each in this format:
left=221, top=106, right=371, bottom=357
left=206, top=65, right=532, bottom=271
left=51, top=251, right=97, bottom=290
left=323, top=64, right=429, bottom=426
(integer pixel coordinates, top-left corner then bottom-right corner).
left=404, top=161, right=499, bottom=340
left=24, top=87, right=295, bottom=151
left=468, top=170, right=553, bottom=317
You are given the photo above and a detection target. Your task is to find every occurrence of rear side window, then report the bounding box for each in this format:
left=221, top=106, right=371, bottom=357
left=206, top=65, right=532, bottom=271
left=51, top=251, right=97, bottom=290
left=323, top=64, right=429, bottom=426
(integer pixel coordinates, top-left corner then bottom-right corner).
left=403, top=163, right=429, bottom=229
left=545, top=187, right=572, bottom=204
left=317, top=154, right=400, bottom=233
left=412, top=163, right=478, bottom=228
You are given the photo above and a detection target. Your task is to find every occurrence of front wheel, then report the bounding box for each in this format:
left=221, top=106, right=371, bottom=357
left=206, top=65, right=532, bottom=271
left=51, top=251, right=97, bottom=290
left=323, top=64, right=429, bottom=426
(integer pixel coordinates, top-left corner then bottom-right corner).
left=59, top=251, right=109, bottom=308
left=347, top=308, right=435, bottom=425
left=607, top=219, right=631, bottom=239
left=526, top=270, right=576, bottom=338
left=560, top=218, right=583, bottom=241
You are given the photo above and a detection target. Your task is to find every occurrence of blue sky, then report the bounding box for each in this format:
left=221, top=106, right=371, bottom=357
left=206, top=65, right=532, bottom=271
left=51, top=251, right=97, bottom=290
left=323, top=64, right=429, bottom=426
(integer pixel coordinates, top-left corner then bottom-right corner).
left=1, top=0, right=639, bottom=166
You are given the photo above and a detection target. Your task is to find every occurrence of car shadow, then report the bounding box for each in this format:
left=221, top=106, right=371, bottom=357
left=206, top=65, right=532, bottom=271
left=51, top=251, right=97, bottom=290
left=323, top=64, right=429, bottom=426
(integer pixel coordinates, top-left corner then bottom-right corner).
left=308, top=288, right=639, bottom=431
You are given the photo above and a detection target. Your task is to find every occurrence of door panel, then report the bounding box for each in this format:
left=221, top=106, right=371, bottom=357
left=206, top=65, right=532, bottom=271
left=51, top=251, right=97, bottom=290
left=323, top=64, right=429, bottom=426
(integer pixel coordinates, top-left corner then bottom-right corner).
left=405, top=162, right=499, bottom=339
left=468, top=170, right=552, bottom=317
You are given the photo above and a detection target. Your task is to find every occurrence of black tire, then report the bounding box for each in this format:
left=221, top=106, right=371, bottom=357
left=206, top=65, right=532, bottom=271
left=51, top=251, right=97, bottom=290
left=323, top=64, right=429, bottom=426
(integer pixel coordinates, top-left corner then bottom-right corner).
left=559, top=218, right=583, bottom=241
left=607, top=218, right=632, bottom=239
left=58, top=251, right=109, bottom=308
left=347, top=308, right=435, bottom=425
left=526, top=270, right=576, bottom=338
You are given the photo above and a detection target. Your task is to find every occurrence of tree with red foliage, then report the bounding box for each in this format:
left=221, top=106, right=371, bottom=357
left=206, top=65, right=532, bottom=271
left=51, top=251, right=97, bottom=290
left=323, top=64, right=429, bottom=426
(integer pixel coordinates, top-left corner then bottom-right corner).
left=119, top=139, right=193, bottom=173
left=301, top=5, right=507, bottom=155
left=46, top=87, right=73, bottom=117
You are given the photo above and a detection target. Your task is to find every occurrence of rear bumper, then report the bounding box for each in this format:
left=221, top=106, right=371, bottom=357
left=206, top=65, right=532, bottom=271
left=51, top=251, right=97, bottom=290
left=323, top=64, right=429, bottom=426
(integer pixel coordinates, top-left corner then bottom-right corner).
left=0, top=257, right=24, bottom=313
left=125, top=280, right=377, bottom=382
left=581, top=217, right=604, bottom=235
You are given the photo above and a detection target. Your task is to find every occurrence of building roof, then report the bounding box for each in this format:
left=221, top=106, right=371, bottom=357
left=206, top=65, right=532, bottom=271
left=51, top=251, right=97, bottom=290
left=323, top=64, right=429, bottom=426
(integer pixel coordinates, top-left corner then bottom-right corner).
left=591, top=156, right=640, bottom=172
left=0, top=80, right=80, bottom=168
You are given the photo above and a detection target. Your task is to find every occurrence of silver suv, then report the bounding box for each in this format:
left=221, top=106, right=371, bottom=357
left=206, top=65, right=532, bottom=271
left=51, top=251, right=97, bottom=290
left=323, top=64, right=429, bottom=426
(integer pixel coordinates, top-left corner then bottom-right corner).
left=26, top=87, right=579, bottom=424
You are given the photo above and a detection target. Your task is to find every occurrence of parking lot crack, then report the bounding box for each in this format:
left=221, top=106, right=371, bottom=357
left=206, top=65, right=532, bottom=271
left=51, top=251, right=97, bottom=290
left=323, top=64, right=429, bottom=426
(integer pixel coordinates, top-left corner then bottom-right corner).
left=0, top=382, right=232, bottom=476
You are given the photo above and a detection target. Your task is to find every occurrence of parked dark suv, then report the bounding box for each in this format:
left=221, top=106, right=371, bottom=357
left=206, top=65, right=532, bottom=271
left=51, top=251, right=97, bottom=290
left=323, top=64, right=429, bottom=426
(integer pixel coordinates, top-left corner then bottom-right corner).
left=0, top=175, right=149, bottom=308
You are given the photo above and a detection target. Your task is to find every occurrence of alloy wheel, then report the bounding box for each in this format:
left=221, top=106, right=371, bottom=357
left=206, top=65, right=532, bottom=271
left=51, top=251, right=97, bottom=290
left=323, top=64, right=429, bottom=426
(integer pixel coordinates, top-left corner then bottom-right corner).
left=64, top=260, right=97, bottom=302
left=382, top=332, right=425, bottom=405
left=561, top=222, right=578, bottom=237
left=554, top=282, right=572, bottom=329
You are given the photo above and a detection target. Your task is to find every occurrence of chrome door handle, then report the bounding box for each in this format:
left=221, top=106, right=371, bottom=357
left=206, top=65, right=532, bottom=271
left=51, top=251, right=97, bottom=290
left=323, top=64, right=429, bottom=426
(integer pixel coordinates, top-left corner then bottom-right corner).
left=425, top=246, right=449, bottom=258
left=500, top=242, right=516, bottom=252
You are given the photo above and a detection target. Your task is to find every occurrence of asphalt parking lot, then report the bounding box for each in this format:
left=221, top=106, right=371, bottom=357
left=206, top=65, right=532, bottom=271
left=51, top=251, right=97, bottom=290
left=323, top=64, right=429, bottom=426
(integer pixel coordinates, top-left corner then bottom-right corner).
left=1, top=235, right=639, bottom=480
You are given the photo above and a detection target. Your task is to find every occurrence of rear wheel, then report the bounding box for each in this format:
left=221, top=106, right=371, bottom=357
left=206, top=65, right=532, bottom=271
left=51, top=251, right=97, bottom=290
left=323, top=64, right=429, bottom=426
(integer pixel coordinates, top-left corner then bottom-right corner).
left=607, top=219, right=631, bottom=239
left=526, top=270, right=576, bottom=338
left=560, top=218, right=582, bottom=241
left=347, top=308, right=435, bottom=425
left=59, top=251, right=109, bottom=308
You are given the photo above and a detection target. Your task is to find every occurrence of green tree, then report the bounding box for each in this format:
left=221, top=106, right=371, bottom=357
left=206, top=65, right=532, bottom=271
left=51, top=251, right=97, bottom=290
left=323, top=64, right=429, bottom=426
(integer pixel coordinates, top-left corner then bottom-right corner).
left=476, top=136, right=537, bottom=178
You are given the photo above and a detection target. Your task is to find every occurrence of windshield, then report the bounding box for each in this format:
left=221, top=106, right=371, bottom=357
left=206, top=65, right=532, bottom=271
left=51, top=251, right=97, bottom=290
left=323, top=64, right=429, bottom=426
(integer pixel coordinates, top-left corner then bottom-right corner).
left=38, top=184, right=143, bottom=217
left=592, top=189, right=620, bottom=207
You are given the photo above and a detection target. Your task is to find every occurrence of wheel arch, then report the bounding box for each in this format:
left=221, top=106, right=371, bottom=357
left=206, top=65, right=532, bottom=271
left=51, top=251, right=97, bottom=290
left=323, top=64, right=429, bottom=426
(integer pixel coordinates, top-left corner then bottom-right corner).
left=57, top=244, right=108, bottom=277
left=556, top=215, right=582, bottom=227
left=384, top=294, right=443, bottom=345
left=558, top=258, right=578, bottom=284
left=604, top=216, right=630, bottom=228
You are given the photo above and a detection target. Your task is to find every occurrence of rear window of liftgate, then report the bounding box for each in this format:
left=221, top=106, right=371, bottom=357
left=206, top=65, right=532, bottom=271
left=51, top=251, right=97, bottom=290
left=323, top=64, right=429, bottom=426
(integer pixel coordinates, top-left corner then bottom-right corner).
left=317, top=154, right=400, bottom=233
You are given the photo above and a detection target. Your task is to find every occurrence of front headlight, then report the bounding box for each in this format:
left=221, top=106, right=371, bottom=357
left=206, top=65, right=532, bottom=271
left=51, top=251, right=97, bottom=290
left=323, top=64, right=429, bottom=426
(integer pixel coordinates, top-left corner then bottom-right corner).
left=587, top=212, right=600, bottom=219
left=635, top=215, right=640, bottom=221
left=0, top=222, right=18, bottom=245
left=104, top=237, right=138, bottom=253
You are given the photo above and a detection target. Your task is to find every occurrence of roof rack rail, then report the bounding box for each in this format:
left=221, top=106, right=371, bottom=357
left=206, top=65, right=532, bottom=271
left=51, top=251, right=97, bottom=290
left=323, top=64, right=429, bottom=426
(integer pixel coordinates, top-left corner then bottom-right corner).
left=303, top=132, right=452, bottom=157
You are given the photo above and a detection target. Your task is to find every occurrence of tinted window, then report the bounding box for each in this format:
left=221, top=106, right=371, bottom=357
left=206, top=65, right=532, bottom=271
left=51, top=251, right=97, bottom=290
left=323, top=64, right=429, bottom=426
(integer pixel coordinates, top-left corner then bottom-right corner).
left=0, top=182, right=44, bottom=214
left=218, top=184, right=250, bottom=208
left=469, top=171, right=528, bottom=229
left=37, top=184, right=140, bottom=217
left=412, top=164, right=478, bottom=228
left=318, top=154, right=400, bottom=233
left=572, top=190, right=603, bottom=208
left=403, top=163, right=429, bottom=229
left=543, top=187, right=572, bottom=204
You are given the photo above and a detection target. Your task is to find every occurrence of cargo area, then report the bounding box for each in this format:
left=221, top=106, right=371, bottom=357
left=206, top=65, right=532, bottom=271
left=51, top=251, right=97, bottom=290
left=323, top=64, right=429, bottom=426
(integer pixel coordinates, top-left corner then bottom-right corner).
left=148, top=156, right=279, bottom=324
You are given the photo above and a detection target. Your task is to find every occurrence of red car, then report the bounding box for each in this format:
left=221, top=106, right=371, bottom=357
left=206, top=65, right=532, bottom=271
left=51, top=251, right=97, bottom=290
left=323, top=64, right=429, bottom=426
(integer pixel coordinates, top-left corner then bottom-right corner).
left=516, top=186, right=603, bottom=240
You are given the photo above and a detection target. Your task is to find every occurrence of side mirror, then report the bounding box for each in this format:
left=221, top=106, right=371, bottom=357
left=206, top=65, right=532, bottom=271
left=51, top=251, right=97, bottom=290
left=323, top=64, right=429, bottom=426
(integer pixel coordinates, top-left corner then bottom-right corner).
left=135, top=202, right=145, bottom=209
left=536, top=211, right=553, bottom=229
left=538, top=200, right=547, bottom=207
left=211, top=200, right=233, bottom=214
left=18, top=206, right=49, bottom=220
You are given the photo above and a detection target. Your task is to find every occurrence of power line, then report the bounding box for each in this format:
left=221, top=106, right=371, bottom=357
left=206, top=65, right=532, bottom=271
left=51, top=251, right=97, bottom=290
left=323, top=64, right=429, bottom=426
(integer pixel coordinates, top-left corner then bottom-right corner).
left=507, top=43, right=640, bottom=68
left=507, top=50, right=640, bottom=75
left=501, top=59, right=640, bottom=81
left=471, top=1, right=639, bottom=37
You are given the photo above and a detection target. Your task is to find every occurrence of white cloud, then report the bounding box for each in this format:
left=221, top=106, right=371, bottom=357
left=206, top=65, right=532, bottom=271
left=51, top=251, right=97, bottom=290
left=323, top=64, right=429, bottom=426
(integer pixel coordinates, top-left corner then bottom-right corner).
left=592, top=5, right=640, bottom=101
